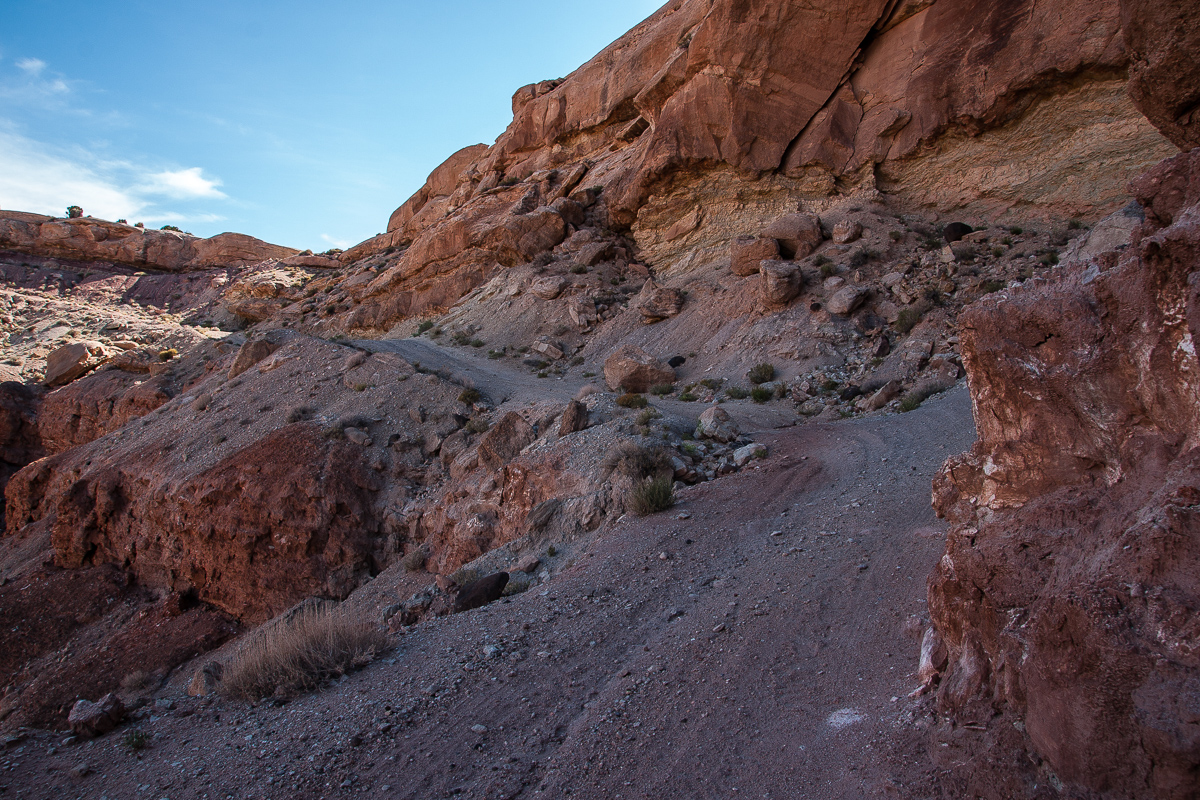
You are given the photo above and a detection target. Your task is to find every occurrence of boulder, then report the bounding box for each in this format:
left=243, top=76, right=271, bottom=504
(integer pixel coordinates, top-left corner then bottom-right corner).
left=695, top=406, right=739, bottom=443
left=942, top=222, right=973, bottom=243
left=863, top=379, right=903, bottom=410
left=762, top=213, right=823, bottom=259
left=187, top=662, right=224, bottom=697
left=733, top=442, right=767, bottom=466
left=1121, top=0, right=1200, bottom=149
left=531, top=340, right=565, bottom=360
left=826, top=285, right=869, bottom=316
left=759, top=260, right=803, bottom=307
left=635, top=280, right=684, bottom=322
left=730, top=236, right=779, bottom=276
left=530, top=275, right=568, bottom=300
left=228, top=337, right=281, bottom=379
left=558, top=400, right=589, bottom=435
left=44, top=342, right=109, bottom=387
left=478, top=412, right=536, bottom=471
left=603, top=346, right=675, bottom=393
left=831, top=220, right=863, bottom=244
left=568, top=296, right=598, bottom=329
left=67, top=693, right=125, bottom=739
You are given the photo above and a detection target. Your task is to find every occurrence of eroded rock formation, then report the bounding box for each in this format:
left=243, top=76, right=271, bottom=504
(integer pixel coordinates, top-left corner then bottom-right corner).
left=928, top=148, right=1200, bottom=798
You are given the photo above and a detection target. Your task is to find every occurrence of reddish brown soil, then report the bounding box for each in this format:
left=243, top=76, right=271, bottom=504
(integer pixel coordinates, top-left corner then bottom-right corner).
left=0, top=388, right=1020, bottom=800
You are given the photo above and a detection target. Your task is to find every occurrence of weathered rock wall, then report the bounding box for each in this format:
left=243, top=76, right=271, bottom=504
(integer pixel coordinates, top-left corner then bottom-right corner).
left=0, top=212, right=298, bottom=272
left=928, top=148, right=1200, bottom=798
left=336, top=0, right=1173, bottom=333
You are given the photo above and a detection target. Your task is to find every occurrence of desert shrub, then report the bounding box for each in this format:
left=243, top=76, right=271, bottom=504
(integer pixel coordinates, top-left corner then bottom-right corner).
left=898, top=379, right=953, bottom=412
left=629, top=476, right=675, bottom=516
left=747, top=362, right=775, bottom=384
left=286, top=405, right=315, bottom=424
left=725, top=386, right=749, bottom=400
left=470, top=338, right=485, bottom=348
left=449, top=566, right=481, bottom=586
left=889, top=230, right=904, bottom=242
left=122, top=730, right=149, bottom=752
left=161, top=224, right=183, bottom=232
left=750, top=386, right=773, bottom=403
left=650, top=383, right=674, bottom=396
left=813, top=254, right=831, bottom=268
left=894, top=307, right=923, bottom=334
left=466, top=415, right=490, bottom=434
left=636, top=408, right=661, bottom=426
left=219, top=604, right=388, bottom=700
left=458, top=388, right=481, bottom=405
left=617, top=393, right=648, bottom=409
left=402, top=544, right=429, bottom=573
left=991, top=247, right=1005, bottom=258
left=980, top=280, right=1005, bottom=294
left=1039, top=250, right=1059, bottom=266
left=677, top=391, right=698, bottom=402
left=157, top=348, right=178, bottom=362
left=120, top=670, right=158, bottom=692
left=570, top=264, right=587, bottom=274
left=66, top=205, right=83, bottom=219
left=819, top=263, right=836, bottom=278
left=570, top=356, right=585, bottom=366
left=1009, top=226, right=1023, bottom=235
left=602, top=441, right=672, bottom=481
left=487, top=349, right=504, bottom=359
left=1068, top=218, right=1084, bottom=230
left=417, top=321, right=434, bottom=334
left=451, top=331, right=471, bottom=346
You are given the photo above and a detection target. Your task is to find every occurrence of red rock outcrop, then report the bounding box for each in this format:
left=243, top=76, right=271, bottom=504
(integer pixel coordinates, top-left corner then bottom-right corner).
left=928, top=149, right=1200, bottom=798
left=0, top=211, right=298, bottom=271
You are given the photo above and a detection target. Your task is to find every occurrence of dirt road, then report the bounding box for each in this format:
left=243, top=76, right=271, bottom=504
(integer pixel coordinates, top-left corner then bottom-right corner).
left=4, top=384, right=976, bottom=799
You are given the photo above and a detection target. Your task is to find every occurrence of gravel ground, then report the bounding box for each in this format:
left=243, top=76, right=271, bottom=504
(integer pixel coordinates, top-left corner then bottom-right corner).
left=3, top=386, right=976, bottom=800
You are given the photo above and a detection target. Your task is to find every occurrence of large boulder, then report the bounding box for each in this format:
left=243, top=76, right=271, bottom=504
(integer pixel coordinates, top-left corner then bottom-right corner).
left=478, top=412, right=536, bottom=471
left=826, top=285, right=869, bottom=316
left=635, top=279, right=684, bottom=322
left=43, top=342, right=110, bottom=387
left=68, top=693, right=125, bottom=739
left=695, top=405, right=739, bottom=443
left=759, top=260, right=803, bottom=307
left=603, top=346, right=675, bottom=393
left=1120, top=0, right=1200, bottom=150
left=762, top=213, right=823, bottom=259
left=730, top=236, right=779, bottom=276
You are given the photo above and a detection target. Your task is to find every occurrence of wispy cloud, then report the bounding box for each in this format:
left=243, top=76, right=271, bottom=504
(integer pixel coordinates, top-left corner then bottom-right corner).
left=0, top=128, right=230, bottom=226
left=139, top=167, right=226, bottom=199
left=16, top=58, right=46, bottom=76
left=321, top=233, right=352, bottom=249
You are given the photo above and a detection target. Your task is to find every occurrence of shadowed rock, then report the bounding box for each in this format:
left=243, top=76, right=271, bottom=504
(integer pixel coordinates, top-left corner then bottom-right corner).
left=454, top=572, right=509, bottom=613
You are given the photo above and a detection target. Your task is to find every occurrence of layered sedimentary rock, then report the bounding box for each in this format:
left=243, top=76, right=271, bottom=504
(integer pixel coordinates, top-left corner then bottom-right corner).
left=928, top=149, right=1200, bottom=798
left=335, top=0, right=1173, bottom=334
left=0, top=212, right=298, bottom=271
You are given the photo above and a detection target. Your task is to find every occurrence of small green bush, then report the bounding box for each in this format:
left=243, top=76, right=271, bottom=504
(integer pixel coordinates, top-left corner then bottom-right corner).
left=747, top=363, right=775, bottom=384
left=570, top=264, right=587, bottom=275
left=458, top=388, right=481, bottom=405
left=470, top=339, right=485, bottom=348
left=122, top=730, right=149, bottom=752
left=570, top=356, right=585, bottom=366
left=725, top=386, right=749, bottom=400
left=451, top=331, right=471, bottom=346
left=700, top=378, right=723, bottom=391
left=66, top=205, right=83, bottom=219
left=636, top=408, right=661, bottom=426
left=1009, top=226, right=1023, bottom=235
left=617, top=393, right=649, bottom=408
left=813, top=254, right=831, bottom=268
left=677, top=391, right=698, bottom=402
left=1068, top=219, right=1084, bottom=230
left=750, top=386, right=773, bottom=403
left=650, top=383, right=674, bottom=396
left=417, top=321, right=434, bottom=334
left=819, top=263, right=836, bottom=278
left=157, top=348, right=177, bottom=362
left=161, top=224, right=183, bottom=232
left=629, top=476, right=675, bottom=516
left=980, top=280, right=1005, bottom=294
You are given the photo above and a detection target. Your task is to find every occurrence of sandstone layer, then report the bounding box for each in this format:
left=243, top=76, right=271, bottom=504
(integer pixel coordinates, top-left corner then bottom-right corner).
left=928, top=149, right=1200, bottom=798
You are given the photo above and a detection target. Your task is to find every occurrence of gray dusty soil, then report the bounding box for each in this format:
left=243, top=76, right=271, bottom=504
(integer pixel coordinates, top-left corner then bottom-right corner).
left=2, top=379, right=977, bottom=799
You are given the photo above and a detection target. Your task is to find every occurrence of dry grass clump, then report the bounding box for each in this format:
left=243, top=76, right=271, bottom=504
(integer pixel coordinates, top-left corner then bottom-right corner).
left=602, top=441, right=672, bottom=481
left=630, top=475, right=675, bottom=515
left=899, top=379, right=954, bottom=412
left=219, top=604, right=389, bottom=700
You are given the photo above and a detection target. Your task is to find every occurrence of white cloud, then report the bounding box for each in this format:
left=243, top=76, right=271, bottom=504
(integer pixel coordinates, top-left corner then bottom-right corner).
left=139, top=167, right=226, bottom=199
left=0, top=129, right=143, bottom=220
left=0, top=128, right=229, bottom=225
left=16, top=58, right=45, bottom=76
left=321, top=233, right=352, bottom=249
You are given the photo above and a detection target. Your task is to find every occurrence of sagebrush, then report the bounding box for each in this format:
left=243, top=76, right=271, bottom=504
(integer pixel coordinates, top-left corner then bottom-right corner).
left=219, top=604, right=388, bottom=700
left=630, top=476, right=675, bottom=515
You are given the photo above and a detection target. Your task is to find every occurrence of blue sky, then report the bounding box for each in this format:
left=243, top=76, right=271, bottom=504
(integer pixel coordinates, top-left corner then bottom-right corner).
left=0, top=1, right=663, bottom=251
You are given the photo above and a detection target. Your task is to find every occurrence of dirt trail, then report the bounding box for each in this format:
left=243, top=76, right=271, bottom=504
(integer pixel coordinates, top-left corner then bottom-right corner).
left=3, top=385, right=975, bottom=799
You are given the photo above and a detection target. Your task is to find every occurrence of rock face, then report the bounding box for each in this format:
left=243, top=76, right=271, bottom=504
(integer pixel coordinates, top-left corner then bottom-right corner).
left=326, top=0, right=1173, bottom=333
left=730, top=236, right=779, bottom=277
left=1120, top=0, right=1200, bottom=150
left=603, top=346, right=675, bottom=393
left=0, top=212, right=297, bottom=271
left=928, top=149, right=1200, bottom=798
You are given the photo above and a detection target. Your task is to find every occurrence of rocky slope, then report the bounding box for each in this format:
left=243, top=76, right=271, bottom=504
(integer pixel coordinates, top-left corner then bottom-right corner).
left=0, top=0, right=1197, bottom=797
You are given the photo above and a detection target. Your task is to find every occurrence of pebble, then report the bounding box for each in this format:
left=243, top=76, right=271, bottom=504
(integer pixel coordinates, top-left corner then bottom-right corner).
left=471, top=724, right=488, bottom=734
left=712, top=623, right=726, bottom=633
